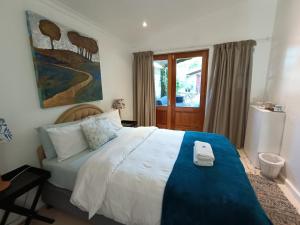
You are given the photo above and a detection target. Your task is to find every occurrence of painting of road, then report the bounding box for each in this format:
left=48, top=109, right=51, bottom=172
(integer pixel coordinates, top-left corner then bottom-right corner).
left=26, top=11, right=103, bottom=108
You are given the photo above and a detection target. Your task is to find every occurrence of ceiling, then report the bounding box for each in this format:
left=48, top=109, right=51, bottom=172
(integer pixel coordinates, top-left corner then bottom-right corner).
left=55, top=0, right=243, bottom=45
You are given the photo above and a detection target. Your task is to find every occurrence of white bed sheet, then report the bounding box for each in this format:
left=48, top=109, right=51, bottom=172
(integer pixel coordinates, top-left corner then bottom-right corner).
left=43, top=149, right=97, bottom=190
left=71, top=127, right=184, bottom=225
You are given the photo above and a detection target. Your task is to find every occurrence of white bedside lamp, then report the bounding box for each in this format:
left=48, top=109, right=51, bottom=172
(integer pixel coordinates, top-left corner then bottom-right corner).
left=0, top=118, right=13, bottom=191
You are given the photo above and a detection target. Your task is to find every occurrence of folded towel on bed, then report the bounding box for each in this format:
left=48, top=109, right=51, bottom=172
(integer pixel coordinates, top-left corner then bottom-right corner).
left=193, top=157, right=214, bottom=167
left=194, top=141, right=215, bottom=161
left=193, top=141, right=215, bottom=167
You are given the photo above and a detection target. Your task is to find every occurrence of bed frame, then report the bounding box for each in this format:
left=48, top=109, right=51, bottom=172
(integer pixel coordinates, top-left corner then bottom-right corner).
left=36, top=104, right=122, bottom=225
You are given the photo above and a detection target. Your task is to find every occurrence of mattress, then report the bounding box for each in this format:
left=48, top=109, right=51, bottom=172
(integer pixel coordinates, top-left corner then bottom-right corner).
left=43, top=149, right=96, bottom=190
left=42, top=127, right=132, bottom=190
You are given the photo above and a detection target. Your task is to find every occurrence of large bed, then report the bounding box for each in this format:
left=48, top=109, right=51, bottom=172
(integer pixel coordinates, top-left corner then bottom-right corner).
left=37, top=104, right=272, bottom=225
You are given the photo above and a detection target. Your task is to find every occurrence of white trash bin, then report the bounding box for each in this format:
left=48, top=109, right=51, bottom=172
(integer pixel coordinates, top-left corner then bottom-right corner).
left=259, top=153, right=285, bottom=179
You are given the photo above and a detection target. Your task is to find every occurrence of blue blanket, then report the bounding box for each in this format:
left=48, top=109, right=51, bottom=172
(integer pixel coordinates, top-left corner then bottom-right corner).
left=161, top=131, right=273, bottom=225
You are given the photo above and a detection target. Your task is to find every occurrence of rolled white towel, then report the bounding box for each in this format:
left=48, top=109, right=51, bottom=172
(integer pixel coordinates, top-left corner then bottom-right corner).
left=194, top=141, right=215, bottom=161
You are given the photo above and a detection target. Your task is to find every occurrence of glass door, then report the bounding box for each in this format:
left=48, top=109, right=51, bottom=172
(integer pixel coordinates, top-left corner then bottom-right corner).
left=175, top=56, right=202, bottom=108
left=172, top=51, right=208, bottom=131
left=154, top=50, right=208, bottom=131
left=154, top=54, right=170, bottom=128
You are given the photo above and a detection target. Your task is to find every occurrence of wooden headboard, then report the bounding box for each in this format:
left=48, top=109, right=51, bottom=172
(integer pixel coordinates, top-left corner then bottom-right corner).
left=37, top=104, right=103, bottom=167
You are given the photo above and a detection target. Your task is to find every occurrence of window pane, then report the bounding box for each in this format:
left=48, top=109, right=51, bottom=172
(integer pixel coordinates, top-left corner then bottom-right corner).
left=176, top=57, right=202, bottom=107
left=154, top=60, right=168, bottom=106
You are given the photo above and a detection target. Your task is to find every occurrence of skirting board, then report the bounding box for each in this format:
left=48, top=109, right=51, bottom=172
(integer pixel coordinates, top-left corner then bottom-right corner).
left=279, top=173, right=300, bottom=211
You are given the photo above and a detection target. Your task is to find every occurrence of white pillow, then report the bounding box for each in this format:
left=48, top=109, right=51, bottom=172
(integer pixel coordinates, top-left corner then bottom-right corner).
left=47, top=123, right=88, bottom=161
left=94, top=110, right=122, bottom=131
left=81, top=118, right=117, bottom=150
left=36, top=120, right=80, bottom=159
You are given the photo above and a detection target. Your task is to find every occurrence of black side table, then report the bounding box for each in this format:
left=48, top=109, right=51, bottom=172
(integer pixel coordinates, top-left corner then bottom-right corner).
left=0, top=165, right=54, bottom=225
left=121, top=120, right=138, bottom=127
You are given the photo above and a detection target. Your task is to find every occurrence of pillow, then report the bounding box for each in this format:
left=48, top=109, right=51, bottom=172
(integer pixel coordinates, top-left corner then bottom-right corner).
left=36, top=121, right=79, bottom=159
left=81, top=118, right=117, bottom=150
left=94, top=110, right=122, bottom=131
left=47, top=123, right=88, bottom=161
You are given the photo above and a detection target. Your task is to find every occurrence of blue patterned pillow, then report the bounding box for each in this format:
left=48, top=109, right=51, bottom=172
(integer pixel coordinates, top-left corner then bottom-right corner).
left=81, top=118, right=117, bottom=150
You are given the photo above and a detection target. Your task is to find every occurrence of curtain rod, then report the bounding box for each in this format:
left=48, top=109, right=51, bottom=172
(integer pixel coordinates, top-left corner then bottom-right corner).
left=153, top=37, right=272, bottom=54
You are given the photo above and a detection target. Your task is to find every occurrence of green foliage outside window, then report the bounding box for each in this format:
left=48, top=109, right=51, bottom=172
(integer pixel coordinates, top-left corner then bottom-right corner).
left=160, top=66, right=168, bottom=97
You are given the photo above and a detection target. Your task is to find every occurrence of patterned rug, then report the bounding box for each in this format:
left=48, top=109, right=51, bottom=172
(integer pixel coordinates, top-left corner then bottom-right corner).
left=248, top=174, right=300, bottom=225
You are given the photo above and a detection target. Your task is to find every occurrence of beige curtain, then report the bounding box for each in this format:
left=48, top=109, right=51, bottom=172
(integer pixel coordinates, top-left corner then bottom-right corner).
left=204, top=40, right=256, bottom=148
left=133, top=51, right=156, bottom=126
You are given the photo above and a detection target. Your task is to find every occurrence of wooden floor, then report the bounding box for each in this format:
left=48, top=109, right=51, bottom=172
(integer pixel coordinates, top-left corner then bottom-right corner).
left=18, top=150, right=299, bottom=225
left=19, top=207, right=91, bottom=225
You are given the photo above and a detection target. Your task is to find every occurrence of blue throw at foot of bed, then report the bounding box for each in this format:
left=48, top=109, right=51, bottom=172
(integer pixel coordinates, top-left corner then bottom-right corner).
left=161, top=131, right=273, bottom=225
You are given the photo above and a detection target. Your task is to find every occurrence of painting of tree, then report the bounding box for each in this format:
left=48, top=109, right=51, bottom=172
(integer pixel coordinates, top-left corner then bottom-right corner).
left=26, top=11, right=103, bottom=108
left=39, top=19, right=61, bottom=49
left=67, top=31, right=99, bottom=60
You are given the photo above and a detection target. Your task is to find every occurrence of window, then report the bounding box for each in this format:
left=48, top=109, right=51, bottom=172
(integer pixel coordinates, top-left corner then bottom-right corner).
left=154, top=60, right=168, bottom=106
left=176, top=57, right=202, bottom=107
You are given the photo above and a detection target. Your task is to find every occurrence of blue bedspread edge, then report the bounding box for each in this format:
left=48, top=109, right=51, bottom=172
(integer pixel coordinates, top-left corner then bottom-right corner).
left=161, top=131, right=273, bottom=225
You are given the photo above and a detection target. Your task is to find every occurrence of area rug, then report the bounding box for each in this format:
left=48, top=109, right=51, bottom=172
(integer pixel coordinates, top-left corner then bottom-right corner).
left=248, top=174, right=300, bottom=225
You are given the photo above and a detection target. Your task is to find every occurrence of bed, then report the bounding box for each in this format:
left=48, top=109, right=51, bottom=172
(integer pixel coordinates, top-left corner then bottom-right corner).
left=37, top=104, right=273, bottom=225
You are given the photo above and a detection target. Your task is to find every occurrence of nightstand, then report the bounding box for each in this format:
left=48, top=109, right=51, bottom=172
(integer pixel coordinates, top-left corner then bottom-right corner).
left=0, top=165, right=54, bottom=225
left=121, top=120, right=138, bottom=127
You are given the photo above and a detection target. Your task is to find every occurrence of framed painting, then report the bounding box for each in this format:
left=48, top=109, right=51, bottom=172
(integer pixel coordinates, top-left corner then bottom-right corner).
left=26, top=11, right=103, bottom=108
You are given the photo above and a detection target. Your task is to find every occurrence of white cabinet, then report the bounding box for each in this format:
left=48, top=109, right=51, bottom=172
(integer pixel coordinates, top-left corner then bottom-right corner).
left=244, top=105, right=285, bottom=168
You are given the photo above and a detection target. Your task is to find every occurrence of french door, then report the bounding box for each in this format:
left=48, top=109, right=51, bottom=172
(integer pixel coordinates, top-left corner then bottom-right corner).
left=154, top=50, right=208, bottom=131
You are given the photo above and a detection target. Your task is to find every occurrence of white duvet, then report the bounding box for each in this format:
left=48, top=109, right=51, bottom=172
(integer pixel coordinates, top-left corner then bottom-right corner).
left=71, top=127, right=184, bottom=225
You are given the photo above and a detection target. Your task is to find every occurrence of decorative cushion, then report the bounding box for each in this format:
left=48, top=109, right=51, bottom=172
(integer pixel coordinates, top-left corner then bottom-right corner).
left=93, top=110, right=122, bottom=131
left=81, top=118, right=117, bottom=150
left=36, top=121, right=79, bottom=159
left=47, top=123, right=88, bottom=161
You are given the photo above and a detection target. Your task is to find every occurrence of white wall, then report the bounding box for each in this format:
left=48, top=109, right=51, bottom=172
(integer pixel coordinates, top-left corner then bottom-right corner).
left=265, top=0, right=300, bottom=199
left=0, top=0, right=133, bottom=174
left=133, top=0, right=278, bottom=102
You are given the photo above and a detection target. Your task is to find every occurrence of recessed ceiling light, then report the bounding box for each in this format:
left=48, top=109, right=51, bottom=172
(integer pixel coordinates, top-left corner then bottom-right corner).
left=142, top=21, right=148, bottom=28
